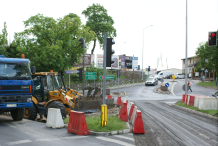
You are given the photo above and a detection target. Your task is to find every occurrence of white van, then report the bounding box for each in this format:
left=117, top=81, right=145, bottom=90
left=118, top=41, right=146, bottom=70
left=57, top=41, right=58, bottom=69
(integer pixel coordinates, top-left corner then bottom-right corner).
left=157, top=71, right=172, bottom=79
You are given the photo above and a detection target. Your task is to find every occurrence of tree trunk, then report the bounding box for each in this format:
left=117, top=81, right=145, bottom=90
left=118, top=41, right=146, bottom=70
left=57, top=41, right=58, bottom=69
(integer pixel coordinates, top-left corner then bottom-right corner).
left=91, top=40, right=96, bottom=54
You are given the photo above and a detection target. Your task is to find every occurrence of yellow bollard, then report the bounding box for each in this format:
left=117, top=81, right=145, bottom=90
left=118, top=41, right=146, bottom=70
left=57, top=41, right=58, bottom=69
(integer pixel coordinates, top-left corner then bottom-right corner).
left=172, top=75, right=175, bottom=82
left=161, top=82, right=163, bottom=85
left=101, top=104, right=107, bottom=126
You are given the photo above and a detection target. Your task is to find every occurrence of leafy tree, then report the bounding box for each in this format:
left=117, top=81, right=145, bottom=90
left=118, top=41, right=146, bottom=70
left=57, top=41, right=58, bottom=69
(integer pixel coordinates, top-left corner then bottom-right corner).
left=195, top=30, right=218, bottom=76
left=82, top=3, right=117, bottom=54
left=16, top=13, right=95, bottom=72
left=0, top=22, right=8, bottom=56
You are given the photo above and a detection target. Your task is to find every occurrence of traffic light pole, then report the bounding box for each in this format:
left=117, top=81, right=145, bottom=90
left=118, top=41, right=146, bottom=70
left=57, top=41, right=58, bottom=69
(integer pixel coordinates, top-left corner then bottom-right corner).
left=83, top=40, right=85, bottom=95
left=103, top=32, right=107, bottom=104
left=185, top=0, right=188, bottom=95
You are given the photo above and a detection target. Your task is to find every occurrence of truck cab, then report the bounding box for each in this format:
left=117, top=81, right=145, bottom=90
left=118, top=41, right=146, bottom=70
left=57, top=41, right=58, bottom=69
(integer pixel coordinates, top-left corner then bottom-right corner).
left=0, top=55, right=35, bottom=121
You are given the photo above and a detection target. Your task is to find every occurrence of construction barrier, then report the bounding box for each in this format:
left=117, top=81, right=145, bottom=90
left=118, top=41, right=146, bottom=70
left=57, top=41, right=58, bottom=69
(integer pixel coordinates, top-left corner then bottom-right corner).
left=189, top=95, right=195, bottom=106
left=186, top=95, right=190, bottom=105
left=130, top=106, right=138, bottom=124
left=118, top=101, right=128, bottom=122
left=198, top=97, right=218, bottom=110
left=127, top=102, right=132, bottom=116
left=116, top=97, right=122, bottom=106
left=194, top=95, right=208, bottom=107
left=46, top=108, right=64, bottom=129
left=68, top=111, right=89, bottom=135
left=107, top=95, right=113, bottom=99
left=133, top=110, right=145, bottom=134
left=182, top=94, right=187, bottom=103
left=129, top=103, right=135, bottom=120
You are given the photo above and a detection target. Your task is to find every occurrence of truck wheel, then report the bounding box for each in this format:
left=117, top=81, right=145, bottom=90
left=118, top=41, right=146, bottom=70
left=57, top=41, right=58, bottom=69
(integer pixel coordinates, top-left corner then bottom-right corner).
left=11, top=108, right=24, bottom=121
left=24, top=104, right=37, bottom=120
left=46, top=101, right=66, bottom=119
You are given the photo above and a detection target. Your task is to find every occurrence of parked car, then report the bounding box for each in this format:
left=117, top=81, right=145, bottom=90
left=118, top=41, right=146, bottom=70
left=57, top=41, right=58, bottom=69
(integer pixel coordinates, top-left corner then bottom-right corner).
left=175, top=73, right=185, bottom=79
left=157, top=71, right=172, bottom=79
left=165, top=74, right=174, bottom=79
left=145, top=77, right=158, bottom=86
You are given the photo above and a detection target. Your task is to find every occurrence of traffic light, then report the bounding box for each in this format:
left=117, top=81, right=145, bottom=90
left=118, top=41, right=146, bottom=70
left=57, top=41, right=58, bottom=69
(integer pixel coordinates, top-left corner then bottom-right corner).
left=148, top=66, right=150, bottom=71
left=106, top=38, right=115, bottom=67
left=77, top=68, right=83, bottom=80
left=208, top=32, right=217, bottom=47
left=78, top=38, right=86, bottom=48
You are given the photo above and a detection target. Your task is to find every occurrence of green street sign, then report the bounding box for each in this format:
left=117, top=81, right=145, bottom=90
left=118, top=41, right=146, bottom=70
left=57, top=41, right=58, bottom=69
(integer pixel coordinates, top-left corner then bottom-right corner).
left=85, top=72, right=97, bottom=80
left=99, top=75, right=115, bottom=80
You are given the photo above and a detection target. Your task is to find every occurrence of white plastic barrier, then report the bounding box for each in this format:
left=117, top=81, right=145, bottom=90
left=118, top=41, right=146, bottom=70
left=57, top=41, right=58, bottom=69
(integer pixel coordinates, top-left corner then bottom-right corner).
left=130, top=106, right=137, bottom=124
left=198, top=97, right=218, bottom=110
left=194, top=96, right=210, bottom=107
left=127, top=102, right=133, bottom=116
left=46, top=108, right=64, bottom=129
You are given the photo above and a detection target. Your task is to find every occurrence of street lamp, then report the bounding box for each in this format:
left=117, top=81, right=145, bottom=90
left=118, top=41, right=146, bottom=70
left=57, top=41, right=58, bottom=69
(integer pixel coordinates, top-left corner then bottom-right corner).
left=120, top=42, right=126, bottom=55
left=142, top=25, right=153, bottom=80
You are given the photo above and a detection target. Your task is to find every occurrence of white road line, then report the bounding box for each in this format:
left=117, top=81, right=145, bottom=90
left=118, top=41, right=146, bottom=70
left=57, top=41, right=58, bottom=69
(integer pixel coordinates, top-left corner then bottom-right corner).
left=113, top=135, right=135, bottom=141
left=199, top=133, right=210, bottom=139
left=7, top=140, right=32, bottom=145
left=36, top=136, right=86, bottom=141
left=171, top=82, right=176, bottom=96
left=3, top=123, right=16, bottom=129
left=96, top=137, right=134, bottom=146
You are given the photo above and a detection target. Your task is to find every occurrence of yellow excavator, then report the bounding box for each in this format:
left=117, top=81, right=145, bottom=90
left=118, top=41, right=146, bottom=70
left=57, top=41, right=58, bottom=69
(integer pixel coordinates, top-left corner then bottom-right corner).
left=24, top=70, right=114, bottom=120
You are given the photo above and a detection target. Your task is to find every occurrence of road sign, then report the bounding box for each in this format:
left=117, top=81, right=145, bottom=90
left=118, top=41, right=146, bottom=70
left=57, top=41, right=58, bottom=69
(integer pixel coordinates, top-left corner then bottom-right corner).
left=182, top=84, right=189, bottom=91
left=205, top=69, right=208, bottom=73
left=99, top=75, right=115, bottom=80
left=85, top=72, right=97, bottom=80
left=165, top=83, right=169, bottom=87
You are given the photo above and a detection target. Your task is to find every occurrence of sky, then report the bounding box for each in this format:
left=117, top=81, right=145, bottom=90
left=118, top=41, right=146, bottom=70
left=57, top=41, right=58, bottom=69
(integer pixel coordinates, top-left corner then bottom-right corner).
left=0, top=0, right=217, bottom=70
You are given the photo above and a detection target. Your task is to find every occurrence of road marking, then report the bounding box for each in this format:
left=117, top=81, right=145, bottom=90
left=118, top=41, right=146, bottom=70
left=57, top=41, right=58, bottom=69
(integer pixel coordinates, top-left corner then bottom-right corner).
left=171, top=82, right=176, bottom=96
left=96, top=137, right=134, bottom=146
left=199, top=133, right=210, bottom=139
left=156, top=137, right=163, bottom=146
left=3, top=123, right=16, bottom=129
left=36, top=136, right=86, bottom=141
left=7, top=140, right=32, bottom=145
left=113, top=135, right=134, bottom=141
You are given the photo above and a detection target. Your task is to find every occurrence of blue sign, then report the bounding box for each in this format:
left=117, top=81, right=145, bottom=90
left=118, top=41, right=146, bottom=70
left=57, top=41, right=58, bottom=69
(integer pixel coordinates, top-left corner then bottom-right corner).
left=205, top=69, right=208, bottom=73
left=165, top=83, right=169, bottom=87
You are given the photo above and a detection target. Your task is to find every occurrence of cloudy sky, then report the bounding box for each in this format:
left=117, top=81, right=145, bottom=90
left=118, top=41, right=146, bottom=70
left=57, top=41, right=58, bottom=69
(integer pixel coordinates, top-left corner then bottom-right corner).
left=0, top=0, right=217, bottom=70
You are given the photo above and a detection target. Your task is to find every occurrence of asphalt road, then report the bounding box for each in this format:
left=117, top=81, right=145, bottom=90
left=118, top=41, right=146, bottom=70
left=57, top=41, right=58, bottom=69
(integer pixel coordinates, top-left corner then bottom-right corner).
left=0, top=115, right=135, bottom=146
left=1, top=79, right=217, bottom=146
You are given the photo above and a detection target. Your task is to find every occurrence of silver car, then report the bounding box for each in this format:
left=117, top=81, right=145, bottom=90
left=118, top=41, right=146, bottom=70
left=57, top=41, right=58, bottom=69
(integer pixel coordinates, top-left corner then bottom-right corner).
left=175, top=73, right=185, bottom=79
left=145, top=77, right=158, bottom=86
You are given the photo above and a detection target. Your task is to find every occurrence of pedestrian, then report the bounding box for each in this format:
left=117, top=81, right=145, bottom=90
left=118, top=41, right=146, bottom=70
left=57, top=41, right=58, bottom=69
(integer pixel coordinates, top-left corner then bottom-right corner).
left=188, top=81, right=192, bottom=92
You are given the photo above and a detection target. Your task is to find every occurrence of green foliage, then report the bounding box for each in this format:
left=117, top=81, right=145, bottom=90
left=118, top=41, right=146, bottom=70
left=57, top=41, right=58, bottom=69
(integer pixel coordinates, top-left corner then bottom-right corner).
left=82, top=3, right=117, bottom=54
left=195, top=30, right=218, bottom=76
left=197, top=81, right=218, bottom=89
left=14, top=13, right=95, bottom=72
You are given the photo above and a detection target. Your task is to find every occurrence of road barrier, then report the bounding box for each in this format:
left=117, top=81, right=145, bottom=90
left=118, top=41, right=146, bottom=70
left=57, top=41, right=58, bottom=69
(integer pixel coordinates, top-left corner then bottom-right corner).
left=68, top=111, right=89, bottom=135
left=198, top=97, right=218, bottom=110
left=118, top=101, right=128, bottom=122
left=116, top=97, right=122, bottom=106
left=130, top=106, right=138, bottom=124
left=107, top=95, right=113, bottom=99
left=189, top=95, right=195, bottom=106
left=129, top=103, right=135, bottom=120
left=133, top=110, right=145, bottom=134
left=46, top=108, right=64, bottom=129
left=182, top=94, right=187, bottom=103
left=127, top=102, right=133, bottom=116
left=194, top=95, right=208, bottom=107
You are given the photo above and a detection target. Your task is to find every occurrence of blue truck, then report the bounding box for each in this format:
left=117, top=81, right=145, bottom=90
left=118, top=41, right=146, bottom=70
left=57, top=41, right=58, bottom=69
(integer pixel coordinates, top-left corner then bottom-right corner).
left=0, top=55, right=35, bottom=121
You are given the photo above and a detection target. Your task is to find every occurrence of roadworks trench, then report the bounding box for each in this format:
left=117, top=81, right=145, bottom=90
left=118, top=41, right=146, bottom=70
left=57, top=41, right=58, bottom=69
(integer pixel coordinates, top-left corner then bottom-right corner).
left=133, top=101, right=218, bottom=146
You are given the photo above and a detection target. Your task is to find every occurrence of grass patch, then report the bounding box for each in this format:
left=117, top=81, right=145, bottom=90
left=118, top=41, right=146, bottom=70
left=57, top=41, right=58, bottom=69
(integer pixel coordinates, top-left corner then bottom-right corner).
left=175, top=101, right=218, bottom=117
left=64, top=115, right=128, bottom=132
left=197, top=81, right=218, bottom=89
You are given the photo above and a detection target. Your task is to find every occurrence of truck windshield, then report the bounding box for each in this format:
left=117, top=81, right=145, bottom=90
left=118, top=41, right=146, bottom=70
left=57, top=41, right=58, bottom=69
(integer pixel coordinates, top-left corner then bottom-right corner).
left=0, top=63, right=31, bottom=80
left=54, top=75, right=64, bottom=89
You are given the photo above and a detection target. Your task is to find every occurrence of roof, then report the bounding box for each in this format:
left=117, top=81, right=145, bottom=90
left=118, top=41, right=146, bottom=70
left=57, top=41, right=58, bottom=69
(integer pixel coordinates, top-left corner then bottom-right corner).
left=0, top=57, right=30, bottom=63
left=181, top=56, right=199, bottom=60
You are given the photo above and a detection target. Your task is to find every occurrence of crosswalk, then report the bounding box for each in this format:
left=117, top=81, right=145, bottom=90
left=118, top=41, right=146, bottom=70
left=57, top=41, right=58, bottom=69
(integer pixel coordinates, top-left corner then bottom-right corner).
left=3, top=134, right=135, bottom=146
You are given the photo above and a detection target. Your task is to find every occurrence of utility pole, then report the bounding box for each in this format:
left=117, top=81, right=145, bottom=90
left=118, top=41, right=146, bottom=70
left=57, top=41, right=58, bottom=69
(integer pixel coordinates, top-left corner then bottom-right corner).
left=185, top=0, right=188, bottom=95
left=83, top=40, right=85, bottom=95
left=103, top=33, right=107, bottom=104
